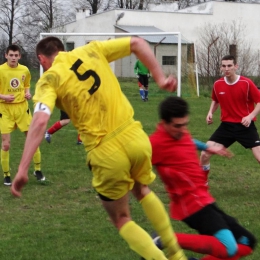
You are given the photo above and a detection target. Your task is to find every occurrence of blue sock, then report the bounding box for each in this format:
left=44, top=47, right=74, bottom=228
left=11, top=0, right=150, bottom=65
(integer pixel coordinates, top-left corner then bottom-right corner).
left=144, top=90, right=148, bottom=99
left=139, top=89, right=145, bottom=100
left=214, top=229, right=238, bottom=256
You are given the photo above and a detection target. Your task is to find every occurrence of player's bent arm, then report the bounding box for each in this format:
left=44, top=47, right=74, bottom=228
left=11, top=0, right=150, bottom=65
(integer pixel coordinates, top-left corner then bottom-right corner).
left=20, top=112, right=49, bottom=169
left=206, top=101, right=219, bottom=124
left=195, top=138, right=234, bottom=158
left=241, top=103, right=260, bottom=127
left=11, top=107, right=50, bottom=197
left=208, top=100, right=219, bottom=114
left=249, top=103, right=260, bottom=119
left=130, top=37, right=176, bottom=92
left=193, top=139, right=208, bottom=151
left=18, top=102, right=51, bottom=172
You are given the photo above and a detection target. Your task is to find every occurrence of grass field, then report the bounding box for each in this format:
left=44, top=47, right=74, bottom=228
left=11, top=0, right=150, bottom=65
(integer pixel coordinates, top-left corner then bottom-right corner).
left=0, top=76, right=259, bottom=260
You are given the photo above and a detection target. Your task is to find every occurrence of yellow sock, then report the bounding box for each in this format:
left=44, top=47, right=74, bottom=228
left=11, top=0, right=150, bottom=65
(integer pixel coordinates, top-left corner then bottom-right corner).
left=119, top=221, right=167, bottom=260
left=33, top=147, right=41, bottom=171
left=1, top=149, right=10, bottom=177
left=140, top=191, right=187, bottom=260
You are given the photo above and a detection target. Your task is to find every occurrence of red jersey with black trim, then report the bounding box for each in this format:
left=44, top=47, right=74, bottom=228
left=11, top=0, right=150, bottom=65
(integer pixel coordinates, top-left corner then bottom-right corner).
left=149, top=124, right=215, bottom=221
left=212, top=76, right=260, bottom=123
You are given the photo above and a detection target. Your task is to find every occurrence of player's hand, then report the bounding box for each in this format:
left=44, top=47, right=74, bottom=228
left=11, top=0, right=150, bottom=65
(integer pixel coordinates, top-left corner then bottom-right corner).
left=135, top=74, right=139, bottom=78
left=2, top=94, right=15, bottom=102
left=241, top=115, right=252, bottom=127
left=206, top=146, right=234, bottom=158
left=25, top=92, right=32, bottom=100
left=159, top=75, right=177, bottom=92
left=11, top=171, right=29, bottom=197
left=206, top=113, right=213, bottom=125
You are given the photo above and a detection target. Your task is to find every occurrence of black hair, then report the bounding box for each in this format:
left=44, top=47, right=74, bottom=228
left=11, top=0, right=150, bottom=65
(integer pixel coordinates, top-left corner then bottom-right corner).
left=6, top=45, right=21, bottom=54
left=36, top=36, right=65, bottom=57
left=159, top=96, right=189, bottom=123
left=222, top=55, right=236, bottom=65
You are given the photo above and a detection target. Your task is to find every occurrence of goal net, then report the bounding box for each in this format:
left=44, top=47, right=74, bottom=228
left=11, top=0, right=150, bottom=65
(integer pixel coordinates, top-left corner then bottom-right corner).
left=40, top=32, right=198, bottom=97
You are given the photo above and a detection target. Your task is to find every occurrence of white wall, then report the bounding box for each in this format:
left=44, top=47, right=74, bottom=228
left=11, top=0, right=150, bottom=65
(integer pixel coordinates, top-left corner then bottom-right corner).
left=60, top=1, right=260, bottom=77
left=63, top=2, right=260, bottom=52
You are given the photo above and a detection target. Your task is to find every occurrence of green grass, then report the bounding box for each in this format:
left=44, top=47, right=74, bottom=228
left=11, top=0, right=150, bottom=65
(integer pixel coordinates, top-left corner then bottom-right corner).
left=0, top=76, right=259, bottom=259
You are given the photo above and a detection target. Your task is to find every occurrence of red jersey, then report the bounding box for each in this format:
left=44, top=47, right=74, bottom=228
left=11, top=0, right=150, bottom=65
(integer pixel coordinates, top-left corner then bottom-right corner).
left=149, top=124, right=215, bottom=221
left=212, top=76, right=260, bottom=123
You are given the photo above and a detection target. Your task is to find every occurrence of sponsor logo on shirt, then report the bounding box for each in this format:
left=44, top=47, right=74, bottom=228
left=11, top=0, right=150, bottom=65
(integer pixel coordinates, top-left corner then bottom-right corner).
left=10, top=78, right=20, bottom=89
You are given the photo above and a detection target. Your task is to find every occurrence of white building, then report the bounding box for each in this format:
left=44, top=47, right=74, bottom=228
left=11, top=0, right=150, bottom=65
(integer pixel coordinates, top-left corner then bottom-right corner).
left=63, top=1, right=260, bottom=48
left=53, top=1, right=260, bottom=77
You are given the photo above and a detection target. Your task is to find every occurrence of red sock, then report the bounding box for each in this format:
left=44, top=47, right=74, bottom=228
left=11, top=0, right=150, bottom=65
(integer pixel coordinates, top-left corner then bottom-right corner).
left=203, top=169, right=210, bottom=178
left=176, top=233, right=228, bottom=258
left=201, top=255, right=239, bottom=260
left=47, top=121, right=63, bottom=134
left=77, top=134, right=82, bottom=142
left=201, top=257, right=219, bottom=260
left=236, top=244, right=252, bottom=256
left=199, top=244, right=252, bottom=260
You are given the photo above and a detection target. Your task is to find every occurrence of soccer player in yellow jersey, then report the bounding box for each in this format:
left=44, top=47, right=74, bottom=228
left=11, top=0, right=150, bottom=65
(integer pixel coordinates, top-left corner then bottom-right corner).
left=11, top=36, right=187, bottom=260
left=0, top=45, right=45, bottom=185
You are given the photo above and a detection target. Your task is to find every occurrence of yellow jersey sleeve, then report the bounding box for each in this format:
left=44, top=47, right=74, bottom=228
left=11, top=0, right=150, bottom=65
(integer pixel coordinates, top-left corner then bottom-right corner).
left=91, top=37, right=131, bottom=63
left=33, top=72, right=57, bottom=112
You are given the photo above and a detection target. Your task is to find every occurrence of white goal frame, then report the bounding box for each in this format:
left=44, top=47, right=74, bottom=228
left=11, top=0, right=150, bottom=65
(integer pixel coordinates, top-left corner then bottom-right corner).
left=40, top=32, right=182, bottom=96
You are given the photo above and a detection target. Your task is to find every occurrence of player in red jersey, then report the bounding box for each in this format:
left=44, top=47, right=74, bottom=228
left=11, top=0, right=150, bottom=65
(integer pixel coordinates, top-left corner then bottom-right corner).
left=200, top=55, right=260, bottom=177
left=149, top=96, right=256, bottom=260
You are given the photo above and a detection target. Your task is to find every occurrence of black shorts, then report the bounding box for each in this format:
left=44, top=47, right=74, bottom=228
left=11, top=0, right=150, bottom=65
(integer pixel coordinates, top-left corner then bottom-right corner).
left=60, top=110, right=70, bottom=120
left=209, top=122, right=260, bottom=148
left=183, top=203, right=256, bottom=249
left=138, top=74, right=149, bottom=87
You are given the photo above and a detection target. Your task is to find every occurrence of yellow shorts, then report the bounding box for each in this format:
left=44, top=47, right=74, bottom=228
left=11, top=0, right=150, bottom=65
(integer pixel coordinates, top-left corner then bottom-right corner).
left=0, top=101, right=32, bottom=134
left=87, top=120, right=156, bottom=200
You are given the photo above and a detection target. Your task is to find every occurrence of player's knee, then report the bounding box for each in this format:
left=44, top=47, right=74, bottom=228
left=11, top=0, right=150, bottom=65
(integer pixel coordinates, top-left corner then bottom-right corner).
left=2, top=143, right=10, bottom=151
left=132, top=183, right=150, bottom=201
left=214, top=229, right=238, bottom=256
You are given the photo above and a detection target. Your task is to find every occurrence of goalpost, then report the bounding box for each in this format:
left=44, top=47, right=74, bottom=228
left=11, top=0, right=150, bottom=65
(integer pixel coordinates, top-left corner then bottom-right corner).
left=40, top=32, right=199, bottom=97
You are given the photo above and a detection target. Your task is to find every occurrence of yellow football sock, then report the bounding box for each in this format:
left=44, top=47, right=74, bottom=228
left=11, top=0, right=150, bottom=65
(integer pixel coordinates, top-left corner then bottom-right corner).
left=1, top=149, right=10, bottom=177
left=140, top=191, right=187, bottom=260
left=33, top=147, right=41, bottom=171
left=119, top=221, right=168, bottom=260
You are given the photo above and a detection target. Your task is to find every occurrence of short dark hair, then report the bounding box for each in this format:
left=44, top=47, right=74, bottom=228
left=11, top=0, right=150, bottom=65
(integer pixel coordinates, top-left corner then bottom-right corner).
left=222, top=55, right=236, bottom=64
left=36, top=36, right=65, bottom=57
left=6, top=44, right=21, bottom=54
left=159, top=96, right=189, bottom=123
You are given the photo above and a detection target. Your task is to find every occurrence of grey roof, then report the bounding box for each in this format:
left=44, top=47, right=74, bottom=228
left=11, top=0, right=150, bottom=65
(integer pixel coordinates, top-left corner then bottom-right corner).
left=114, top=25, right=189, bottom=44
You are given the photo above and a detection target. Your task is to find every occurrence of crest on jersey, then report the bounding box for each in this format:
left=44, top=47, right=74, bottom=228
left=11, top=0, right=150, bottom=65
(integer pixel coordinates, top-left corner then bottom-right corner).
left=10, top=78, right=20, bottom=89
left=22, top=75, right=25, bottom=81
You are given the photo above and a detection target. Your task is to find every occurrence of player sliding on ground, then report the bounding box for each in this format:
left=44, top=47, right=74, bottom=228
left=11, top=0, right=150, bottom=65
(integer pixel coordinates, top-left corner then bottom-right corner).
left=149, top=96, right=256, bottom=260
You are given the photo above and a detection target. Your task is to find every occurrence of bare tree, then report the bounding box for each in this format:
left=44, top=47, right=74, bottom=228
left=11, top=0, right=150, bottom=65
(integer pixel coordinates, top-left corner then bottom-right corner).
left=27, top=0, right=75, bottom=32
left=0, top=0, right=28, bottom=46
left=73, top=0, right=104, bottom=14
left=15, top=0, right=75, bottom=67
left=196, top=20, right=257, bottom=88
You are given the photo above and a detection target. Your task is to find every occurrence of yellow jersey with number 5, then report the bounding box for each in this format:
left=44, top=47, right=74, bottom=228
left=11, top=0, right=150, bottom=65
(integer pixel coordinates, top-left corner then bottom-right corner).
left=33, top=37, right=134, bottom=151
